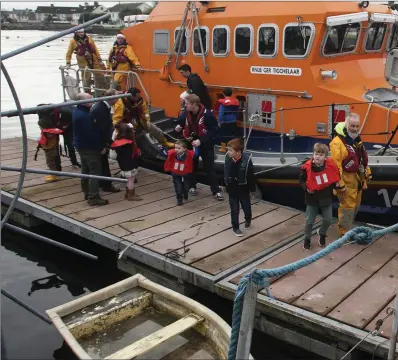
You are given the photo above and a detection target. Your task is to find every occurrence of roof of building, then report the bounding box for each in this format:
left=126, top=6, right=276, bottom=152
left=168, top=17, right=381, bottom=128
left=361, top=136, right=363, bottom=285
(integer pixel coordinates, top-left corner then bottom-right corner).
left=36, top=6, right=81, bottom=14
left=108, top=3, right=142, bottom=12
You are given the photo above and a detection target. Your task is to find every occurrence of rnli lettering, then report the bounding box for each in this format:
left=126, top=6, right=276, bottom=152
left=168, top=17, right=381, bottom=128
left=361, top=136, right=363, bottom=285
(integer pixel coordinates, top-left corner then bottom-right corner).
left=250, top=66, right=302, bottom=76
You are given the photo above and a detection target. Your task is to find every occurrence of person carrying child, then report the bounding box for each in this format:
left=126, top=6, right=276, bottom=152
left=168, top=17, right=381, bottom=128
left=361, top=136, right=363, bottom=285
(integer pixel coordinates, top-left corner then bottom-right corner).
left=110, top=122, right=142, bottom=201
left=299, top=143, right=340, bottom=249
left=224, top=138, right=256, bottom=237
left=164, top=139, right=199, bottom=206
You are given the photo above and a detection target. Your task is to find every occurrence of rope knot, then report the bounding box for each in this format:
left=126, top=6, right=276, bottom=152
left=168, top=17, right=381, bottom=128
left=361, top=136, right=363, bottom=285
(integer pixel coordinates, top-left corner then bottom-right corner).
left=347, top=226, right=374, bottom=245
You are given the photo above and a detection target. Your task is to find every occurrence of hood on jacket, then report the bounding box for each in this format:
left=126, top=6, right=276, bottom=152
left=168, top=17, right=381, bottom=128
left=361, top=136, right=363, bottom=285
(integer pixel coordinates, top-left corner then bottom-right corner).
left=334, top=122, right=346, bottom=137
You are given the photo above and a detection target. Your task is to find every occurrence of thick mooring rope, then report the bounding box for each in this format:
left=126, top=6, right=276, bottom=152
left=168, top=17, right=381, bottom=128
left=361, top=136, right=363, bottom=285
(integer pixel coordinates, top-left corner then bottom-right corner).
left=227, top=222, right=398, bottom=360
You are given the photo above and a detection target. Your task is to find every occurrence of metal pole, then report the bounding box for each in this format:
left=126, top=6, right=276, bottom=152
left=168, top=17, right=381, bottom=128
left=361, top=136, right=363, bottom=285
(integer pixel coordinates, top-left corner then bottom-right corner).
left=330, top=103, right=335, bottom=139
left=280, top=107, right=286, bottom=164
left=1, top=166, right=127, bottom=183
left=243, top=110, right=247, bottom=148
left=381, top=124, right=398, bottom=156
left=60, top=69, right=67, bottom=102
left=1, top=13, right=111, bottom=61
left=388, top=293, right=398, bottom=360
left=1, top=93, right=132, bottom=118
left=192, top=4, right=209, bottom=72
left=236, top=280, right=258, bottom=360
left=1, top=289, right=52, bottom=325
left=4, top=223, right=98, bottom=261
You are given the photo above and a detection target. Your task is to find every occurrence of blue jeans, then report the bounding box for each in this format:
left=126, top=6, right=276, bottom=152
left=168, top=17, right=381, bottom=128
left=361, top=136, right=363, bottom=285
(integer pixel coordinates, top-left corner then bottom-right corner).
left=229, top=195, right=252, bottom=229
left=172, top=175, right=190, bottom=201
left=304, top=204, right=333, bottom=239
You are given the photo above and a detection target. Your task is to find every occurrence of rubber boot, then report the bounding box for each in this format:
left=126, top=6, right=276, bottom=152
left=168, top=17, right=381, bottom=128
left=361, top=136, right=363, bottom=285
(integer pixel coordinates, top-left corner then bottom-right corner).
left=44, top=175, right=57, bottom=182
left=126, top=188, right=143, bottom=201
left=219, top=142, right=227, bottom=153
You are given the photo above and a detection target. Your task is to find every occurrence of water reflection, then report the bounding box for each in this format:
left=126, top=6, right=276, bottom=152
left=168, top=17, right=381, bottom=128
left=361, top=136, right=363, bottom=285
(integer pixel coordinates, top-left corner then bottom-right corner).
left=28, top=275, right=85, bottom=297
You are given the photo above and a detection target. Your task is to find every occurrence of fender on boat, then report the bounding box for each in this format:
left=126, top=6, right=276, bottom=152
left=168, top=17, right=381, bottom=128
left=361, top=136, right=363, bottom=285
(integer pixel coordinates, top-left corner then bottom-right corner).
left=135, top=126, right=168, bottom=161
left=65, top=73, right=80, bottom=101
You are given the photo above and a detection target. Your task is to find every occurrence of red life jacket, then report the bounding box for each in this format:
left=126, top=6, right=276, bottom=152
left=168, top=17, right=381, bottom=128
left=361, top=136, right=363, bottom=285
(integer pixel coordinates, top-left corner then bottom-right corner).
left=115, top=47, right=129, bottom=63
left=302, top=158, right=340, bottom=191
left=217, top=97, right=240, bottom=107
left=339, top=136, right=369, bottom=173
left=38, top=128, right=63, bottom=146
left=110, top=138, right=140, bottom=158
left=75, top=38, right=95, bottom=57
left=164, top=149, right=195, bottom=175
left=183, top=105, right=207, bottom=139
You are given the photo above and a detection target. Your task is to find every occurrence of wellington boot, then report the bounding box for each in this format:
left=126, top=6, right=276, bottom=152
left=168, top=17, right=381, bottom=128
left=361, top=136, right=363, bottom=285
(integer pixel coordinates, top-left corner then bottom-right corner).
left=44, top=175, right=57, bottom=182
left=219, top=142, right=227, bottom=153
left=126, top=188, right=143, bottom=201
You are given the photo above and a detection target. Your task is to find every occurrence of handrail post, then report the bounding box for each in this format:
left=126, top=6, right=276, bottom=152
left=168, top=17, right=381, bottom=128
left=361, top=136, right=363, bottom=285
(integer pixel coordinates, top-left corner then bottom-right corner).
left=192, top=3, right=209, bottom=72
left=280, top=107, right=286, bottom=164
left=60, top=69, right=67, bottom=102
left=236, top=280, right=258, bottom=360
left=175, top=2, right=191, bottom=69
left=243, top=109, right=247, bottom=149
left=387, top=292, right=398, bottom=360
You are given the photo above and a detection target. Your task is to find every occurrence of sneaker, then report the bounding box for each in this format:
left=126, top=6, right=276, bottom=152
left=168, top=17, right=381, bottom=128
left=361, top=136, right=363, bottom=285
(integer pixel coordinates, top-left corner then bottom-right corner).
left=88, top=197, right=109, bottom=206
left=233, top=228, right=244, bottom=237
left=71, top=162, right=81, bottom=169
left=317, top=229, right=326, bottom=247
left=214, top=192, right=224, bottom=201
left=244, top=220, right=251, bottom=229
left=189, top=188, right=197, bottom=196
left=102, top=185, right=120, bottom=193
left=303, top=238, right=311, bottom=250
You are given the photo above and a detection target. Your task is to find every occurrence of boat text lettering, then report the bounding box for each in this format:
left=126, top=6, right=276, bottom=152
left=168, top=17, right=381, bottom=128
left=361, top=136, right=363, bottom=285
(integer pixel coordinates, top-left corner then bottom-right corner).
left=250, top=66, right=302, bottom=76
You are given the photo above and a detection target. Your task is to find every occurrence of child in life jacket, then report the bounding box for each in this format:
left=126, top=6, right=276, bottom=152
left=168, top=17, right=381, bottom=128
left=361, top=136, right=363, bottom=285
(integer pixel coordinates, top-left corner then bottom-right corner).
left=299, top=143, right=340, bottom=249
left=110, top=122, right=142, bottom=201
left=36, top=108, right=63, bottom=183
left=164, top=139, right=199, bottom=206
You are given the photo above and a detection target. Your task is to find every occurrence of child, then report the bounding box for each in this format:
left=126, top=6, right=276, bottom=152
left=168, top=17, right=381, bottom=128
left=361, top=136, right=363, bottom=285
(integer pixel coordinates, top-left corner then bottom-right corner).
left=110, top=122, right=142, bottom=201
left=164, top=139, right=199, bottom=206
left=36, top=108, right=63, bottom=183
left=217, top=87, right=240, bottom=153
left=224, top=138, right=256, bottom=237
left=299, top=143, right=340, bottom=249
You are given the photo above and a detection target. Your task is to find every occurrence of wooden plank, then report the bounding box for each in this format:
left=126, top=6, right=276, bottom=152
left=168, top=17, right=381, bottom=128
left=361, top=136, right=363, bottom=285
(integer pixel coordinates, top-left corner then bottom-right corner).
left=51, top=180, right=173, bottom=214
left=265, top=224, right=370, bottom=304
left=85, top=191, right=211, bottom=230
left=181, top=207, right=298, bottom=265
left=193, top=212, right=307, bottom=275
left=292, top=233, right=398, bottom=315
left=365, top=297, right=395, bottom=338
left=104, top=225, right=132, bottom=237
left=328, top=254, right=398, bottom=328
left=105, top=314, right=203, bottom=360
left=1, top=150, right=38, bottom=160
left=121, top=200, right=233, bottom=245
left=144, top=202, right=277, bottom=256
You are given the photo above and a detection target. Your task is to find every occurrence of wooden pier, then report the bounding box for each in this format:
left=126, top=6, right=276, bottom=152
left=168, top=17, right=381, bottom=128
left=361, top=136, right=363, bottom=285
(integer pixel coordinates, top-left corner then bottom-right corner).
left=1, top=137, right=397, bottom=360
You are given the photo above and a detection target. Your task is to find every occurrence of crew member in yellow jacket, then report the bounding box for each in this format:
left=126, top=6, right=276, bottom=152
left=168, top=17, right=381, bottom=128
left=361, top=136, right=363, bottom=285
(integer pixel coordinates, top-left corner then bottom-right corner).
left=330, top=113, right=371, bottom=235
left=107, top=33, right=142, bottom=92
left=113, top=87, right=174, bottom=148
left=65, top=28, right=106, bottom=94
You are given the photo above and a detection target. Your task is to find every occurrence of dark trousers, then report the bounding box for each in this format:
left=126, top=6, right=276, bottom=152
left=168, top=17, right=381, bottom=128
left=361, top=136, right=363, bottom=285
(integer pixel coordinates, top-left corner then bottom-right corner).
left=78, top=149, right=101, bottom=198
left=62, top=132, right=78, bottom=166
left=229, top=195, right=252, bottom=229
left=191, top=146, right=219, bottom=194
left=99, top=152, right=112, bottom=189
left=172, top=175, right=189, bottom=201
left=220, top=122, right=238, bottom=143
left=43, top=146, right=61, bottom=171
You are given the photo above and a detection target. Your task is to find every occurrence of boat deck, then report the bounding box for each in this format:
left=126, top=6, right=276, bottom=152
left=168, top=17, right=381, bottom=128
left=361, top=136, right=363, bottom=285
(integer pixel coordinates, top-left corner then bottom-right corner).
left=1, top=137, right=397, bottom=360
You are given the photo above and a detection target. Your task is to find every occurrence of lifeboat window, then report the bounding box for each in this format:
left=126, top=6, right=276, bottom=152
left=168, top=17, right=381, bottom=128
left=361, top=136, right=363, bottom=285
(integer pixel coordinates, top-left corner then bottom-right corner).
left=365, top=22, right=387, bottom=52
left=322, top=23, right=361, bottom=56
left=174, top=27, right=188, bottom=55
left=234, top=24, right=254, bottom=57
left=283, top=22, right=315, bottom=59
left=153, top=30, right=170, bottom=55
left=212, top=26, right=230, bottom=57
left=193, top=26, right=209, bottom=56
left=257, top=24, right=278, bottom=58
left=387, top=23, right=398, bottom=51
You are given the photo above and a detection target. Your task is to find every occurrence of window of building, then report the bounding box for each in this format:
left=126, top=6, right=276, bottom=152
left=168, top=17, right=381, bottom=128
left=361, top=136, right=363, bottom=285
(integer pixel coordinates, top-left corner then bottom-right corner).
left=322, top=23, right=361, bottom=56
left=212, top=25, right=230, bottom=57
left=387, top=23, right=398, bottom=51
left=234, top=24, right=254, bottom=57
left=193, top=26, right=209, bottom=56
left=257, top=24, right=278, bottom=58
left=283, top=22, right=315, bottom=58
left=174, top=27, right=188, bottom=55
left=365, top=22, right=387, bottom=51
left=153, top=30, right=169, bottom=54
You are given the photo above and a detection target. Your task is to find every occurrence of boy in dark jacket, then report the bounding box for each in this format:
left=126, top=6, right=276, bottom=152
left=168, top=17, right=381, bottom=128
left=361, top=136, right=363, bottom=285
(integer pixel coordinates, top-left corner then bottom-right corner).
left=225, top=138, right=256, bottom=237
left=299, top=143, right=340, bottom=249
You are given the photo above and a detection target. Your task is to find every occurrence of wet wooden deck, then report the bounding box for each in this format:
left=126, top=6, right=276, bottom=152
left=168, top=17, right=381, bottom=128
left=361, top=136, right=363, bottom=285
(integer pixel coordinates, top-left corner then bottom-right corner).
left=2, top=137, right=396, bottom=359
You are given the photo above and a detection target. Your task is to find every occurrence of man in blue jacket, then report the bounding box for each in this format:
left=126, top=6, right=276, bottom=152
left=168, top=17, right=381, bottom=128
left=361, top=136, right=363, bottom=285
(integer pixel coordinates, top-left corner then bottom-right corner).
left=73, top=93, right=109, bottom=206
left=175, top=94, right=223, bottom=200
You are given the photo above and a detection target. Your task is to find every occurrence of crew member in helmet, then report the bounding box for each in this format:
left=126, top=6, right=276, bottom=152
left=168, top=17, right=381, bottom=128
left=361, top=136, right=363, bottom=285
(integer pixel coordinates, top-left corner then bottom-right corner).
left=107, top=33, right=142, bottom=92
left=65, top=28, right=106, bottom=94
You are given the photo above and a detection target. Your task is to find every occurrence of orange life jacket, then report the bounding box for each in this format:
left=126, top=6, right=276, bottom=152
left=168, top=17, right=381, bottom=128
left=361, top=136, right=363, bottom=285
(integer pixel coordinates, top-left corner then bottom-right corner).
left=302, top=158, right=340, bottom=191
left=164, top=149, right=195, bottom=175
left=38, top=128, right=63, bottom=146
